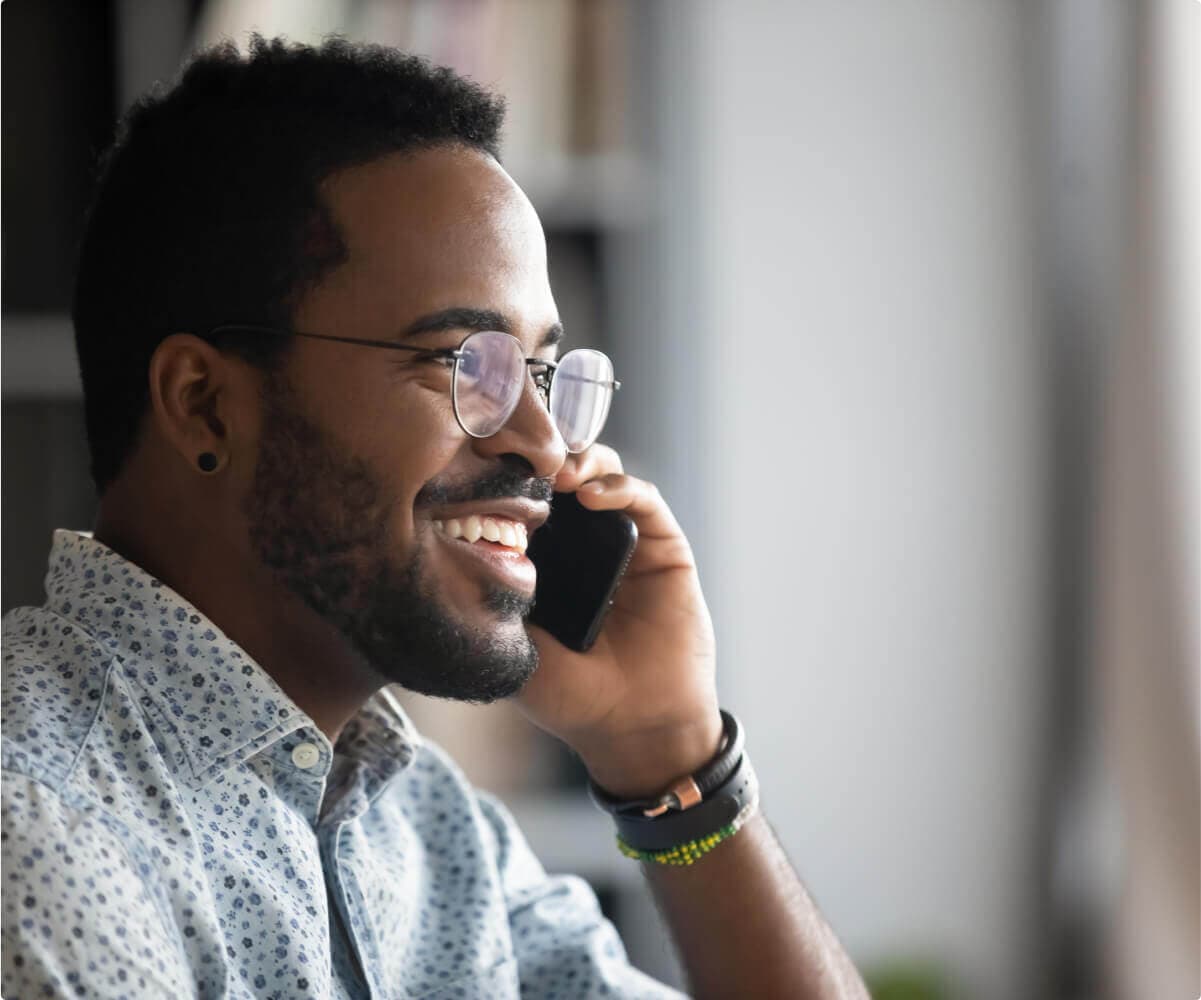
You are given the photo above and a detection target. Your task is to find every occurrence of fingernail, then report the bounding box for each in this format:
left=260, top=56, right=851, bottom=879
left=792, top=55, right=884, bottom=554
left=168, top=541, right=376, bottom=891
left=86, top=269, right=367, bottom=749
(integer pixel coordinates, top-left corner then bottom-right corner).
left=580, top=481, right=605, bottom=494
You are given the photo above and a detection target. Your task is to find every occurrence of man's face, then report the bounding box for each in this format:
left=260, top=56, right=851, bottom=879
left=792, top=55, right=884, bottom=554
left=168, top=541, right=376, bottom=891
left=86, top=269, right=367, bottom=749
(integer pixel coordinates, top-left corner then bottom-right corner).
left=241, top=145, right=568, bottom=703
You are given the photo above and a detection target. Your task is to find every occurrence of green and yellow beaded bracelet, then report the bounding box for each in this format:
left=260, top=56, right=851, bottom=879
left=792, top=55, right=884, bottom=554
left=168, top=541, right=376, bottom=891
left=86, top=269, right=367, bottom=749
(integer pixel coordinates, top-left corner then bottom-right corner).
left=615, top=794, right=759, bottom=866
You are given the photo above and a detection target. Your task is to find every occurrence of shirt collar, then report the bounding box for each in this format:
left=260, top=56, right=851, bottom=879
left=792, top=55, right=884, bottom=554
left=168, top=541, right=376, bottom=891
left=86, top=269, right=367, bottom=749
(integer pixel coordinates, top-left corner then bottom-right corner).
left=326, top=686, right=423, bottom=818
left=42, top=529, right=422, bottom=789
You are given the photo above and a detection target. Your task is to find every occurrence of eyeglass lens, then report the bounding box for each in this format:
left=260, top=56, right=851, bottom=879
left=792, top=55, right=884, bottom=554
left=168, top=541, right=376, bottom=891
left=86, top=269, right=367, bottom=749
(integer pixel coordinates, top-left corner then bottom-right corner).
left=452, top=331, right=526, bottom=438
left=549, top=349, right=614, bottom=453
left=452, top=332, right=614, bottom=453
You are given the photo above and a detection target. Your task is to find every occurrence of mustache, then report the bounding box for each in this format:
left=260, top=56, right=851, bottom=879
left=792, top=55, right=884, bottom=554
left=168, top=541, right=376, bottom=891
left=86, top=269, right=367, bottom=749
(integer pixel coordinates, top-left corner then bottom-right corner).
left=413, top=463, right=554, bottom=508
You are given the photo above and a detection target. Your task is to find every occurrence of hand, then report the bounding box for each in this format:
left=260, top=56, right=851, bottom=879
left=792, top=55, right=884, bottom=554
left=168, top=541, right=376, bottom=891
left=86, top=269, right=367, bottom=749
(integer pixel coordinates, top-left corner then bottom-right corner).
left=514, top=444, right=722, bottom=799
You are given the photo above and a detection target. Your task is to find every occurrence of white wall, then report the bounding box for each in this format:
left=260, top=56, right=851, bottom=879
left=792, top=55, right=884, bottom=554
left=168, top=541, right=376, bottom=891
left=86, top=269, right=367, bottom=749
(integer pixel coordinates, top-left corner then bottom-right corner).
left=650, top=3, right=1048, bottom=996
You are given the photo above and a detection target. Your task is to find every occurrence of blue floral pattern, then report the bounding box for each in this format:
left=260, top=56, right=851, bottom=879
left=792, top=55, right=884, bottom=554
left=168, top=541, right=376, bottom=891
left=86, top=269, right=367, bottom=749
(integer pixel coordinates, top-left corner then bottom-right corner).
left=2, top=530, right=685, bottom=999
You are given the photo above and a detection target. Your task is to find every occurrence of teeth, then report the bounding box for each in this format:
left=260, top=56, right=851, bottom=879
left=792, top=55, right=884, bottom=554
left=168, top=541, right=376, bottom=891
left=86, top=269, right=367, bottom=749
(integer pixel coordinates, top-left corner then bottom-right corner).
left=434, top=514, right=527, bottom=553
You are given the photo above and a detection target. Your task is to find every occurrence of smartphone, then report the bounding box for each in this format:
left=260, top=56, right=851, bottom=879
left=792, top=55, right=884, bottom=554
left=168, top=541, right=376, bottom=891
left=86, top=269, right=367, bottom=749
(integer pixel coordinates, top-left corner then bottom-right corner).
left=526, top=491, right=638, bottom=652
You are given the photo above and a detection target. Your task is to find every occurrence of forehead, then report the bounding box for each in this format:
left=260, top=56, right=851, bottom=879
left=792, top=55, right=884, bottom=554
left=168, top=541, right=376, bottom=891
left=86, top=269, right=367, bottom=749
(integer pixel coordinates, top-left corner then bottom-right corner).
left=308, top=145, right=552, bottom=330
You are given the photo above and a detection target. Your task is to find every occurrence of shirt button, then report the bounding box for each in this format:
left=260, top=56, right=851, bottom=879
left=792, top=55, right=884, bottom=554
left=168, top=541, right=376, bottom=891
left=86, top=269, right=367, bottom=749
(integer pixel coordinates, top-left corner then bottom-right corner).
left=291, top=742, right=321, bottom=770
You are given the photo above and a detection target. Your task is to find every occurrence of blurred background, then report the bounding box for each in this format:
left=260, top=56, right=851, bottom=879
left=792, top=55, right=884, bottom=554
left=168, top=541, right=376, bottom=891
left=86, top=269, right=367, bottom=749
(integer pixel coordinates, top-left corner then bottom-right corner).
left=2, top=1, right=1197, bottom=997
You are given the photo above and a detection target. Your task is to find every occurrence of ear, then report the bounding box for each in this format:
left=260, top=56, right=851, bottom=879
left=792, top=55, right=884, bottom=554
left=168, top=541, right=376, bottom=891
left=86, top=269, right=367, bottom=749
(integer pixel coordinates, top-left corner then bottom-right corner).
left=147, top=333, right=249, bottom=473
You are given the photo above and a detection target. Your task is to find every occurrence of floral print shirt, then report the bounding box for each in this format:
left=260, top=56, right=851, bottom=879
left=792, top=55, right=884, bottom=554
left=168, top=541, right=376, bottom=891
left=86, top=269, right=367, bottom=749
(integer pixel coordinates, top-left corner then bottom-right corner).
left=2, top=530, right=684, bottom=999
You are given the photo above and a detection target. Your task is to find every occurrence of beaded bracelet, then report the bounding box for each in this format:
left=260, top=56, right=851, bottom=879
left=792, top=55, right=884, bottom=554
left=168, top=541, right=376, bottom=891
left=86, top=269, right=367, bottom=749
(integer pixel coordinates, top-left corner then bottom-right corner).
left=615, top=791, right=760, bottom=866
left=588, top=710, right=761, bottom=866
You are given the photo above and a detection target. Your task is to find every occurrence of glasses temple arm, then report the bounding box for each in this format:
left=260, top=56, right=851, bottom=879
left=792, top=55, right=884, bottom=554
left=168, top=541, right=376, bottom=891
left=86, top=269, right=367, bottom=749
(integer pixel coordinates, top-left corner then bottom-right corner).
left=206, top=324, right=461, bottom=357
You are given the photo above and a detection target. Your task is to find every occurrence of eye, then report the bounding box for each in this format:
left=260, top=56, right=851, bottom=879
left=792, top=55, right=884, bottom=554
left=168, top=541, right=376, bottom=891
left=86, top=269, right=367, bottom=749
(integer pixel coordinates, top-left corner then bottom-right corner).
left=404, top=349, right=457, bottom=368
left=388, top=351, right=456, bottom=386
left=529, top=364, right=553, bottom=397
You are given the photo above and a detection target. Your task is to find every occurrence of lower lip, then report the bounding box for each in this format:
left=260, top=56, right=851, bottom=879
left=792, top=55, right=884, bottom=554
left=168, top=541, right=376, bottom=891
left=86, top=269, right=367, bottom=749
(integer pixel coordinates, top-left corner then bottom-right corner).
left=436, top=533, right=537, bottom=594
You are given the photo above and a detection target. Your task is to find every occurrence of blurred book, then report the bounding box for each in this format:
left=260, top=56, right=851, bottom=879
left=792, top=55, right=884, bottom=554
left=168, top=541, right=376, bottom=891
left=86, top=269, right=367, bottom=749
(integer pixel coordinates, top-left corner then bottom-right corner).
left=195, top=0, right=636, bottom=171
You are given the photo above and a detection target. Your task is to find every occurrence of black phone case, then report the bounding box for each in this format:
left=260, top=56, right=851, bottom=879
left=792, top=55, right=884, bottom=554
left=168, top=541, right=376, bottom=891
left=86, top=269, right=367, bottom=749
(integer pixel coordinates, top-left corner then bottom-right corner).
left=527, top=493, right=638, bottom=652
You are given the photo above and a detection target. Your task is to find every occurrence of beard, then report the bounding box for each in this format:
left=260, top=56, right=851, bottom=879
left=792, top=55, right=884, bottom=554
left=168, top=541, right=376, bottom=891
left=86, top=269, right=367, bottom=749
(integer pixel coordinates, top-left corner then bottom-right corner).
left=242, top=370, right=548, bottom=704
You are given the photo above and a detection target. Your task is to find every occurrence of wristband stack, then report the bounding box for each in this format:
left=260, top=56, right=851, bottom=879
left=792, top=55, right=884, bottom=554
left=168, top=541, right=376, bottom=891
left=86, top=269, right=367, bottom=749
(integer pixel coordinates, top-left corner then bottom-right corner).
left=587, top=709, right=760, bottom=866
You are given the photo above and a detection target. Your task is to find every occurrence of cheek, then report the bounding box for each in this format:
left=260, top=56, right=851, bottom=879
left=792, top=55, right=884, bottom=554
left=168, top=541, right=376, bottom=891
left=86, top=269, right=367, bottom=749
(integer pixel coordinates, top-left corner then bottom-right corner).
left=371, top=401, right=464, bottom=530
left=296, top=363, right=464, bottom=533
left=330, top=371, right=458, bottom=468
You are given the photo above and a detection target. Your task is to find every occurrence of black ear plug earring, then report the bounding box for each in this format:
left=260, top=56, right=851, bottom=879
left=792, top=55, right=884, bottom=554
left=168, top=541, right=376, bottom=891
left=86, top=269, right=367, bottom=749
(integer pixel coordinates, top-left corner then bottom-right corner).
left=197, top=452, right=219, bottom=473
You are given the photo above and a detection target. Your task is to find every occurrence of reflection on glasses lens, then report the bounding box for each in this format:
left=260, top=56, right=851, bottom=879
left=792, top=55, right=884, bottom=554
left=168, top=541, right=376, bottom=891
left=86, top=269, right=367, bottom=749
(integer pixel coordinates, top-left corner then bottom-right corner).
left=453, top=331, right=525, bottom=436
left=551, top=349, right=614, bottom=453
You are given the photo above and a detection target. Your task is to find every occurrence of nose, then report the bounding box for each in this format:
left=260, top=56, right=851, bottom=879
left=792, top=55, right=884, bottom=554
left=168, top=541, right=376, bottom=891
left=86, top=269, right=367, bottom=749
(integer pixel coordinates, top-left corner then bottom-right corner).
left=472, top=374, right=567, bottom=479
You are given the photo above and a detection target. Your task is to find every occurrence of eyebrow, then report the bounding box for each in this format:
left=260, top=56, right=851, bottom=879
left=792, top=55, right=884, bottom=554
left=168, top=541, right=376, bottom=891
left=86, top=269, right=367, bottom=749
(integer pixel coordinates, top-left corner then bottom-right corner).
left=401, top=307, right=564, bottom=348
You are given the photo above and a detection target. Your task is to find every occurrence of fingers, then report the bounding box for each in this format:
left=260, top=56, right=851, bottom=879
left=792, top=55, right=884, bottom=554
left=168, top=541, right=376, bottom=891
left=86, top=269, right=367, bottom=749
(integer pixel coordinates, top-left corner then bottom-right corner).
left=554, top=444, right=685, bottom=546
left=574, top=472, right=684, bottom=542
left=553, top=443, right=623, bottom=493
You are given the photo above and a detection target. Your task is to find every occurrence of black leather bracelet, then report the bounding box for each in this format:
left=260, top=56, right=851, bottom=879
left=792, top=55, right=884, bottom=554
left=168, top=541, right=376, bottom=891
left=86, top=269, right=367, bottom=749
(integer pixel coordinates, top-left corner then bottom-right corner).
left=587, top=709, right=757, bottom=852
left=588, top=709, right=742, bottom=813
left=612, top=753, right=759, bottom=852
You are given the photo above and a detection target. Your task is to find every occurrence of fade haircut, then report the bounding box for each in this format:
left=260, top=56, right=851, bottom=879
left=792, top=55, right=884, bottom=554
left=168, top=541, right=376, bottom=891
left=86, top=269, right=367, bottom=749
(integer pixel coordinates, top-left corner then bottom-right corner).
left=72, top=34, right=505, bottom=494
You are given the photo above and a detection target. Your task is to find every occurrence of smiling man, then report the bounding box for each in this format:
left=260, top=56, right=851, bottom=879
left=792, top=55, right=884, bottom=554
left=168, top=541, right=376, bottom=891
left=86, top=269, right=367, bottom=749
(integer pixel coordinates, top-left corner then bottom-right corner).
left=1, top=37, right=866, bottom=999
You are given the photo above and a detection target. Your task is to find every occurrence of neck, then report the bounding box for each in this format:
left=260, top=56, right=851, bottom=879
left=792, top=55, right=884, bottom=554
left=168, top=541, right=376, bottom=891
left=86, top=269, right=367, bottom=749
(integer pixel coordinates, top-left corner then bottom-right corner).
left=92, top=493, right=381, bottom=743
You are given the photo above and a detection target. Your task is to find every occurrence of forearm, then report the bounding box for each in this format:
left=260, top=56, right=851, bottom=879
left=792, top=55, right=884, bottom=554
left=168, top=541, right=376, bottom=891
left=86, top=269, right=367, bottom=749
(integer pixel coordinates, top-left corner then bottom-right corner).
left=643, top=810, right=868, bottom=1000
left=579, top=711, right=866, bottom=997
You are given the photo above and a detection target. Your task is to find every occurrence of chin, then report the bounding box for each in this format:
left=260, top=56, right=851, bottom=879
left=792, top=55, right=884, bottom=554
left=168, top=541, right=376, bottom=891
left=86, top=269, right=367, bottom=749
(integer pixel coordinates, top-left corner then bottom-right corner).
left=482, top=585, right=535, bottom=622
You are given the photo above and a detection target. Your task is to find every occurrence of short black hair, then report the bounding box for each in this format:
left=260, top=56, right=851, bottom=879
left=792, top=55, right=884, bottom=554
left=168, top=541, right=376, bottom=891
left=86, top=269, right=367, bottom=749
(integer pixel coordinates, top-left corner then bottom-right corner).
left=72, top=34, right=505, bottom=494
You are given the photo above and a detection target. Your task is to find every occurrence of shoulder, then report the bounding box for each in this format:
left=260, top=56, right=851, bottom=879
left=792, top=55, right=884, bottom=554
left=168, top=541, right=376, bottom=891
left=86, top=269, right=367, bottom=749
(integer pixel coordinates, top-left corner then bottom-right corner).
left=2, top=606, right=116, bottom=788
left=1, top=768, right=192, bottom=997
left=1, top=767, right=156, bottom=910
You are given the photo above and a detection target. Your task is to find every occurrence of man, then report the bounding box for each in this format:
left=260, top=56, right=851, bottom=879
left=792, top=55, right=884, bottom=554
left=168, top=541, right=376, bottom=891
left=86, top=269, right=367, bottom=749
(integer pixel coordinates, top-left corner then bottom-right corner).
left=1, top=37, right=866, bottom=998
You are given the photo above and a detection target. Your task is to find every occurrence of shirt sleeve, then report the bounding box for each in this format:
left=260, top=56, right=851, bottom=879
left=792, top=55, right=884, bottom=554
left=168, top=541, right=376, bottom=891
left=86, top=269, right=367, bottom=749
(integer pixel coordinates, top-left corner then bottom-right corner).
left=474, top=790, right=689, bottom=999
left=1, top=771, right=197, bottom=999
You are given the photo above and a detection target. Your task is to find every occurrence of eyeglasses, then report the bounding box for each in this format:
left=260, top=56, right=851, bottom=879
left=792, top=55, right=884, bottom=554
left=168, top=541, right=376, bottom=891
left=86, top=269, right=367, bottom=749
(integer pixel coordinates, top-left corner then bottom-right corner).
left=206, top=324, right=620, bottom=454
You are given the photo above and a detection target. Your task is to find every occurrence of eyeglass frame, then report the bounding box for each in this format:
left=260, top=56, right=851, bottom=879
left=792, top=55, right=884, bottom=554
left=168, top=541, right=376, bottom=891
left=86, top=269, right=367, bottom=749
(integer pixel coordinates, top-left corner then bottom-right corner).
left=203, top=323, right=621, bottom=448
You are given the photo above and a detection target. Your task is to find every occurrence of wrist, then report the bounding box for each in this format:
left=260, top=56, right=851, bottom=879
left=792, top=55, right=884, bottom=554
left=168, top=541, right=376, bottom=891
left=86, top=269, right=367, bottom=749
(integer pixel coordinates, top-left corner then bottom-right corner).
left=579, top=709, right=724, bottom=800
left=590, top=711, right=759, bottom=865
